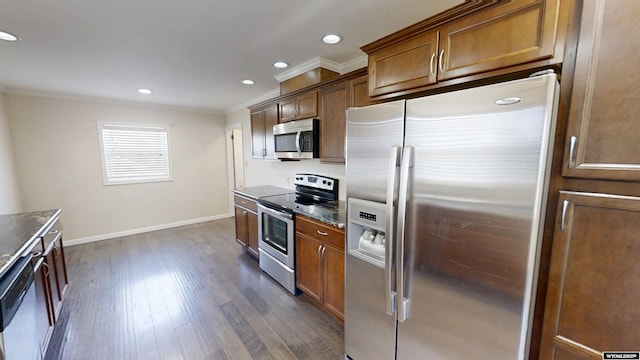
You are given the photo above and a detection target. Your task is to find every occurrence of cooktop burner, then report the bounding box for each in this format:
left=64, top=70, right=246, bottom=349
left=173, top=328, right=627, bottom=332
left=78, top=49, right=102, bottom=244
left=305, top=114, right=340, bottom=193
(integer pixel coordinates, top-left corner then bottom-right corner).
left=257, top=174, right=340, bottom=217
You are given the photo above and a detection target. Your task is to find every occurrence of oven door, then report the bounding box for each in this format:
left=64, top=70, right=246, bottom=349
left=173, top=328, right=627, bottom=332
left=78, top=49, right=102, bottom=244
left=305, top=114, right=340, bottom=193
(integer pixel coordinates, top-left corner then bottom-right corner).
left=257, top=203, right=295, bottom=269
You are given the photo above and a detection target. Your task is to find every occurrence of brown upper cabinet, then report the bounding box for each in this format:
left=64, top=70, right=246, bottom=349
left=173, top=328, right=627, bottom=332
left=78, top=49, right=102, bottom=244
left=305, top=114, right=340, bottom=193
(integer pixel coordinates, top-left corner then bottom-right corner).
left=250, top=102, right=278, bottom=159
left=279, top=90, right=318, bottom=123
left=363, top=0, right=570, bottom=98
left=348, top=75, right=373, bottom=108
left=562, top=0, right=640, bottom=181
left=320, top=81, right=348, bottom=163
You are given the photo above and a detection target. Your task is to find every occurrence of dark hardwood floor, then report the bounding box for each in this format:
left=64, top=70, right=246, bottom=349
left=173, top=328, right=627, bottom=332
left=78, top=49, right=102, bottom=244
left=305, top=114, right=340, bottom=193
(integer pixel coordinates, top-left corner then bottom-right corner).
left=45, top=217, right=345, bottom=360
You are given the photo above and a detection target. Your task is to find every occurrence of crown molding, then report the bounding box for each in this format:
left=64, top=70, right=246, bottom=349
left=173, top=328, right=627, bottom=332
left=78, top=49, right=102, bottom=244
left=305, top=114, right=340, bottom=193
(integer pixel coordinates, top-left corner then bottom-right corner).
left=274, top=57, right=343, bottom=82
left=339, top=55, right=368, bottom=74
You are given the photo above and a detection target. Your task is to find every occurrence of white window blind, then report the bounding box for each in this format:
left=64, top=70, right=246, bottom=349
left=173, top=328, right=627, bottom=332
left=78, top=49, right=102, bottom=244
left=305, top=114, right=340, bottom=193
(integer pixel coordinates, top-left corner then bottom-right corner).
left=98, top=123, right=172, bottom=185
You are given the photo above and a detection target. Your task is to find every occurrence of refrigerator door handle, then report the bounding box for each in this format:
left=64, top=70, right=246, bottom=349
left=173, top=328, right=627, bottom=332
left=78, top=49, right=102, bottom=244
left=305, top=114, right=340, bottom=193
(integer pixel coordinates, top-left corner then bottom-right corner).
left=385, top=146, right=401, bottom=315
left=396, top=146, right=412, bottom=322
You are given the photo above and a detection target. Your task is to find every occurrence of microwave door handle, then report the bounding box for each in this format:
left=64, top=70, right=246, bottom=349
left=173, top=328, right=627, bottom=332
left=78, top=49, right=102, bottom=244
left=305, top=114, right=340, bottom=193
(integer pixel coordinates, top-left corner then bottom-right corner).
left=295, top=131, right=302, bottom=154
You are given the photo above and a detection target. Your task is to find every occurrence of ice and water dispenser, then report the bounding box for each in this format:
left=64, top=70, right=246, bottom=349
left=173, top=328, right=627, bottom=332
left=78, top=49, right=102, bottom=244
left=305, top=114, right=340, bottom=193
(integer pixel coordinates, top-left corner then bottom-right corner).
left=347, top=198, right=387, bottom=268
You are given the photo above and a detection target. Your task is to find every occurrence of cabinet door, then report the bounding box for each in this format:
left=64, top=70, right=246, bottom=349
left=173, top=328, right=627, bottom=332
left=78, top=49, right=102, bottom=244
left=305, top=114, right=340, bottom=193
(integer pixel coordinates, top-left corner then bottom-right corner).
left=349, top=75, right=373, bottom=108
left=368, top=30, right=439, bottom=97
left=562, top=0, right=640, bottom=181
left=234, top=206, right=248, bottom=247
left=34, top=258, right=54, bottom=355
left=296, top=91, right=318, bottom=119
left=438, top=0, right=563, bottom=81
left=320, top=82, right=347, bottom=163
left=263, top=103, right=278, bottom=159
left=246, top=211, right=259, bottom=259
left=323, top=244, right=345, bottom=321
left=295, top=232, right=323, bottom=303
left=279, top=97, right=297, bottom=123
left=250, top=110, right=266, bottom=158
left=44, top=250, right=61, bottom=322
left=540, top=191, right=640, bottom=359
left=52, top=237, right=69, bottom=304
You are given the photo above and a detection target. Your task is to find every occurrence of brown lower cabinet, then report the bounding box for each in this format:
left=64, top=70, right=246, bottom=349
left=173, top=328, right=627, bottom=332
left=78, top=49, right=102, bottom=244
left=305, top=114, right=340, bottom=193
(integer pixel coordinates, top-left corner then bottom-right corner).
left=34, top=257, right=54, bottom=356
left=540, top=191, right=640, bottom=359
left=34, top=216, right=69, bottom=356
left=233, top=194, right=259, bottom=258
left=295, top=215, right=345, bottom=321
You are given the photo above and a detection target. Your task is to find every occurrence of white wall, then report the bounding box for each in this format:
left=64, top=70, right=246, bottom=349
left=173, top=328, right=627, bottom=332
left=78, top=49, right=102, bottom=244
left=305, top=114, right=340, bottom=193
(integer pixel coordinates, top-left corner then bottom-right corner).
left=225, top=108, right=346, bottom=199
left=0, top=93, right=22, bottom=214
left=5, top=94, right=229, bottom=241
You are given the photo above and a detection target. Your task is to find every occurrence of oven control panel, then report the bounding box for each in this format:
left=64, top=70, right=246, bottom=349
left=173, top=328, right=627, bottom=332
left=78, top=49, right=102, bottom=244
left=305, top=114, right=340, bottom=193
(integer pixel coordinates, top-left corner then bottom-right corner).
left=294, top=174, right=337, bottom=192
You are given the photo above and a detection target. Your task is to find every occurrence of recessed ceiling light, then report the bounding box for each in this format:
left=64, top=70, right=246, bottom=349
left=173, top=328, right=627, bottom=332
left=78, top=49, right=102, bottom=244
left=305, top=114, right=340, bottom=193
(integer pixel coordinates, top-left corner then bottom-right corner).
left=138, top=88, right=152, bottom=95
left=0, top=30, right=19, bottom=42
left=273, top=61, right=289, bottom=69
left=322, top=34, right=341, bottom=44
left=242, top=79, right=255, bottom=85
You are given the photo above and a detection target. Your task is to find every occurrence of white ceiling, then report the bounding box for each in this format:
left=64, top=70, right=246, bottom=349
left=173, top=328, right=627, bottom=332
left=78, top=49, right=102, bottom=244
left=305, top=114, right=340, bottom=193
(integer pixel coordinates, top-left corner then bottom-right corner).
left=0, top=0, right=461, bottom=114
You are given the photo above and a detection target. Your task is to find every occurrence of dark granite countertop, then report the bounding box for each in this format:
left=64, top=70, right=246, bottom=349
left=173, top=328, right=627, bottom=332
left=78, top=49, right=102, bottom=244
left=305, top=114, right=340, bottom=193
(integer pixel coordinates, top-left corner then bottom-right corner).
left=294, top=200, right=346, bottom=230
left=0, top=209, right=61, bottom=277
left=232, top=185, right=293, bottom=200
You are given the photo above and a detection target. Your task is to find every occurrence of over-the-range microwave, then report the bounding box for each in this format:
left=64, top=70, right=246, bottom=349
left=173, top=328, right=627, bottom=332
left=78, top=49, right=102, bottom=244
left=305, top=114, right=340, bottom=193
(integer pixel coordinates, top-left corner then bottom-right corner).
left=273, top=118, right=319, bottom=160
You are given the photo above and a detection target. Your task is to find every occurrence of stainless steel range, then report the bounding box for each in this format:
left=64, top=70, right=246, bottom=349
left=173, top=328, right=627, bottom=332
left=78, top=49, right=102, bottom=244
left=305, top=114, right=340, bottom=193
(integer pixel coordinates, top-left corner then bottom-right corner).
left=257, top=174, right=339, bottom=294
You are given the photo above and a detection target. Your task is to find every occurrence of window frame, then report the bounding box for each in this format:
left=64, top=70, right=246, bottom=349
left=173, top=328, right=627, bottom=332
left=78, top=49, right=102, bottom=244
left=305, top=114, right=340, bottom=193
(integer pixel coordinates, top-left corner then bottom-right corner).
left=97, top=121, right=173, bottom=186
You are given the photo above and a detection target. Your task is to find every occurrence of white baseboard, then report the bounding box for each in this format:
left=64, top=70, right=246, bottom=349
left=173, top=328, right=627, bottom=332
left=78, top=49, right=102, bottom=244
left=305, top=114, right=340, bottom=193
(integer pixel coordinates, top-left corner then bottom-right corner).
left=65, top=213, right=233, bottom=246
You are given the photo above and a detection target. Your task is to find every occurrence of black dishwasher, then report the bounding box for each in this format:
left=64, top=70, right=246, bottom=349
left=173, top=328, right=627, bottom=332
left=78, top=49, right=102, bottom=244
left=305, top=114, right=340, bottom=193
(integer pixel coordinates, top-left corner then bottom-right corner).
left=0, top=255, right=41, bottom=360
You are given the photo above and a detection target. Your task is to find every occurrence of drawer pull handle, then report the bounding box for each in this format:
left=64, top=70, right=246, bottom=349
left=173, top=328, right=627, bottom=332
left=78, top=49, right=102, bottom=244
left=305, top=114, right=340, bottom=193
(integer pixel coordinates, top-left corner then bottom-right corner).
left=317, top=230, right=328, bottom=236
left=48, top=230, right=59, bottom=235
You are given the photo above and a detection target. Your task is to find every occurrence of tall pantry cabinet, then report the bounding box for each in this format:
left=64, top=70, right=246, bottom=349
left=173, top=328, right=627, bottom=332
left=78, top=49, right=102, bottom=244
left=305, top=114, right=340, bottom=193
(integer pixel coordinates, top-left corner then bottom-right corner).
left=540, top=1, right=640, bottom=358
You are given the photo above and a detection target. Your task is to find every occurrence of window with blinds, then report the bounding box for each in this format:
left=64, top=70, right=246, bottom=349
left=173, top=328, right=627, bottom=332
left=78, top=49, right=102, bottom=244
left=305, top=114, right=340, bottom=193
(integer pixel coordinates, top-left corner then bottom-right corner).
left=98, top=122, right=172, bottom=185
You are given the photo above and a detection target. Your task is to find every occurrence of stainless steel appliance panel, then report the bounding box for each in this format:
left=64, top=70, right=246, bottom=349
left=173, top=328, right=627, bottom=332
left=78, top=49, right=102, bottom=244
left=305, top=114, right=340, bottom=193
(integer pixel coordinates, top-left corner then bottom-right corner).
left=396, top=74, right=558, bottom=359
left=345, top=100, right=405, bottom=360
left=273, top=118, right=319, bottom=159
left=257, top=204, right=294, bottom=269
left=346, top=100, right=405, bottom=203
left=0, top=255, right=41, bottom=360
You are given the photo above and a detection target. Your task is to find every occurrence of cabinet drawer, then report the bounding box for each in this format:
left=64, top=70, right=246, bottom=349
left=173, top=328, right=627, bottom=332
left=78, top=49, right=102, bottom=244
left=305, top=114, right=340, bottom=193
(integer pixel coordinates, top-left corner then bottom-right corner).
left=41, top=218, right=62, bottom=254
left=234, top=195, right=257, bottom=212
left=296, top=215, right=344, bottom=250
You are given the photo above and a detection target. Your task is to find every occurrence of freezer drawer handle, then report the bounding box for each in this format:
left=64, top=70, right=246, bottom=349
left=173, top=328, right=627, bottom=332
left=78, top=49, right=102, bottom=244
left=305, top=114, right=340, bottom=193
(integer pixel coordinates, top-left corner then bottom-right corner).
left=385, top=146, right=401, bottom=315
left=396, top=146, right=412, bottom=322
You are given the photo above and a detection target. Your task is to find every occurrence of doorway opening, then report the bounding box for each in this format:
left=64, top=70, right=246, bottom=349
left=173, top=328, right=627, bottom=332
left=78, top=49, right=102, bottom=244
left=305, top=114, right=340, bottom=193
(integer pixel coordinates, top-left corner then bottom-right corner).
left=225, top=124, right=245, bottom=213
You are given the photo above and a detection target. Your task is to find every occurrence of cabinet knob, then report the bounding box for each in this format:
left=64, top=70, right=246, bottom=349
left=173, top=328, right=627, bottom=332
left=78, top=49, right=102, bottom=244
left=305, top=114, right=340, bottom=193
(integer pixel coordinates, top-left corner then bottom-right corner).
left=317, top=230, right=328, bottom=236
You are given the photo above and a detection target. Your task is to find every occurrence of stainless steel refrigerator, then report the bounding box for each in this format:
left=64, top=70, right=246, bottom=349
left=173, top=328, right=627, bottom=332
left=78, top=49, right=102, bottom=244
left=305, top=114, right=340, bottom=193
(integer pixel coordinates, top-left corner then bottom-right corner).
left=344, top=73, right=558, bottom=360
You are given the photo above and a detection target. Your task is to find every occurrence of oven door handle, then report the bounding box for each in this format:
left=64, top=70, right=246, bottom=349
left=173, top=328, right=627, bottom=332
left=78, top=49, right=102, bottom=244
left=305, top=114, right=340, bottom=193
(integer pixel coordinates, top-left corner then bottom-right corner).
left=257, top=203, right=293, bottom=220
